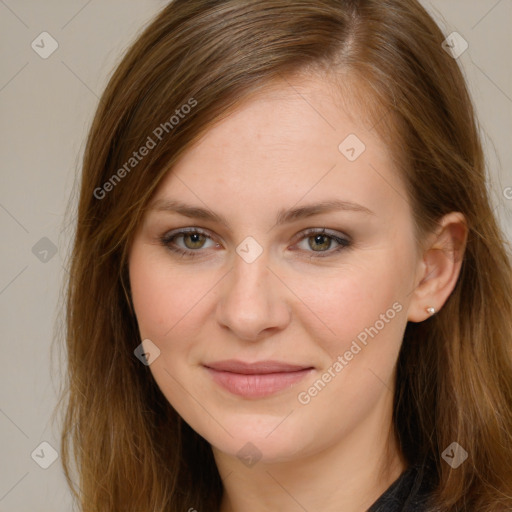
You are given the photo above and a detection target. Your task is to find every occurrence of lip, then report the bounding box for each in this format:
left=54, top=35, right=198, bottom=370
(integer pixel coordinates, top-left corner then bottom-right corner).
left=203, top=359, right=314, bottom=398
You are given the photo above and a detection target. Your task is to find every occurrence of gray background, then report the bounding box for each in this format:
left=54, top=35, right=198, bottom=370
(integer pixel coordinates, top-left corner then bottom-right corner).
left=1, top=1, right=511, bottom=510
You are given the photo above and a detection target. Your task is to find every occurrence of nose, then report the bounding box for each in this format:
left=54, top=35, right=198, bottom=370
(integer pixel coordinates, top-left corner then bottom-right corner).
left=215, top=249, right=292, bottom=341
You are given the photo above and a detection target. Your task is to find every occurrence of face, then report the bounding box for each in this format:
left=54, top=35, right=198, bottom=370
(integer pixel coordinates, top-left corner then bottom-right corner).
left=128, top=75, right=421, bottom=465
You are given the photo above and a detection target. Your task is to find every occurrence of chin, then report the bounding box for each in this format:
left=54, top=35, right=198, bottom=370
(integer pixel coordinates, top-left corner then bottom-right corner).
left=198, top=415, right=311, bottom=465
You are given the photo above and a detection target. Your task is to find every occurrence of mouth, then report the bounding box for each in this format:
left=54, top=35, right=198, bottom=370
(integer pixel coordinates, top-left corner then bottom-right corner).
left=203, top=360, right=314, bottom=399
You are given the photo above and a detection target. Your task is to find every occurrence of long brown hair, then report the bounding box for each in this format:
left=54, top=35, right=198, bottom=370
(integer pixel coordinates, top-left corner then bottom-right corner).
left=58, top=0, right=512, bottom=510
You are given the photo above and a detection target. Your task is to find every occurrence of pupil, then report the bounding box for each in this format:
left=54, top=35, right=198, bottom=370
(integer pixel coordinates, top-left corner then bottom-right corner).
left=312, top=234, right=329, bottom=251
left=185, top=233, right=204, bottom=249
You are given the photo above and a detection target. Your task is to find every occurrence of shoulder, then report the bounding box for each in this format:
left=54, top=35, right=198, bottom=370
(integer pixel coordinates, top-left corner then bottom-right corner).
left=367, top=462, right=438, bottom=512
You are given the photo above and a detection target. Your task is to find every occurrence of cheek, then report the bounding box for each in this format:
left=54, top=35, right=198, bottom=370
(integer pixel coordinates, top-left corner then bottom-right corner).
left=290, top=260, right=409, bottom=433
left=288, top=252, right=410, bottom=359
left=129, top=247, right=210, bottom=341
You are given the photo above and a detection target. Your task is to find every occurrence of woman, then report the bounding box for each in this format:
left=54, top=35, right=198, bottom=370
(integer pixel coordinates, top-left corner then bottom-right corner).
left=59, top=0, right=512, bottom=510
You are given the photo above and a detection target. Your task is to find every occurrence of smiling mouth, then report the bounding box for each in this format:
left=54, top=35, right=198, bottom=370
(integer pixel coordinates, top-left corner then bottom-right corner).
left=203, top=360, right=314, bottom=399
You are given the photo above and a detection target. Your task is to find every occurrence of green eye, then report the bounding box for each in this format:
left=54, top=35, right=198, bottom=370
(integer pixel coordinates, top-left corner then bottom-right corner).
left=295, top=229, right=351, bottom=257
left=160, top=227, right=351, bottom=259
left=182, top=232, right=208, bottom=250
left=308, top=234, right=335, bottom=251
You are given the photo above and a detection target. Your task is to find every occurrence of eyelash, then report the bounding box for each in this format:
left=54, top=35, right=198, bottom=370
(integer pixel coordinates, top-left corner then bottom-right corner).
left=159, top=227, right=352, bottom=259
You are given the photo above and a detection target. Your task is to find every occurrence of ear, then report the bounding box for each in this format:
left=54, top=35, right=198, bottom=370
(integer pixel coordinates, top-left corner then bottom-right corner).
left=407, top=212, right=468, bottom=323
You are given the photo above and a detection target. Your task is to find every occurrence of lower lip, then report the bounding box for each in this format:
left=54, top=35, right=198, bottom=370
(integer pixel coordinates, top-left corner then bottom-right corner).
left=205, top=367, right=313, bottom=398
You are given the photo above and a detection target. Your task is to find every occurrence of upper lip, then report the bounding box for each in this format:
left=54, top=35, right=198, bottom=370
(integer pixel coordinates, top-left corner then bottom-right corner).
left=204, top=360, right=313, bottom=374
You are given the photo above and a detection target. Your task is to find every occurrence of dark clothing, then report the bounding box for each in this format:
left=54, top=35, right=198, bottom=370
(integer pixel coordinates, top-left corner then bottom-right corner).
left=367, top=464, right=437, bottom=512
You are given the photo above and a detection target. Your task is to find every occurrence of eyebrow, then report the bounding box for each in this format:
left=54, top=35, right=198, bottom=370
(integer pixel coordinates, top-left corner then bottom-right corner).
left=148, top=198, right=374, bottom=228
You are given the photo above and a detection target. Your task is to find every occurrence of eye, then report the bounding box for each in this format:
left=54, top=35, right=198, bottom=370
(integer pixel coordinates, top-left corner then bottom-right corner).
left=160, top=228, right=218, bottom=258
left=293, top=228, right=351, bottom=257
left=159, top=227, right=351, bottom=259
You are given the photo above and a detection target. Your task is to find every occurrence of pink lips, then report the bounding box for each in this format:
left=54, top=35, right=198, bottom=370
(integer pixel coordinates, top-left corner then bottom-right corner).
left=204, top=360, right=314, bottom=398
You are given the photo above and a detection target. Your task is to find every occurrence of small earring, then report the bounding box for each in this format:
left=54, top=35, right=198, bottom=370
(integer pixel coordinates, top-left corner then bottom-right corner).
left=426, top=306, right=436, bottom=315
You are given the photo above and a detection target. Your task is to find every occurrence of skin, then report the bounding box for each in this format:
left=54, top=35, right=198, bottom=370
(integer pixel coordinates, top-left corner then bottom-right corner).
left=128, top=74, right=467, bottom=512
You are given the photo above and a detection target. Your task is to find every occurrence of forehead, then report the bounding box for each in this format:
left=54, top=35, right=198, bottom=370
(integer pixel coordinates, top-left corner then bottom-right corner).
left=153, top=75, right=408, bottom=223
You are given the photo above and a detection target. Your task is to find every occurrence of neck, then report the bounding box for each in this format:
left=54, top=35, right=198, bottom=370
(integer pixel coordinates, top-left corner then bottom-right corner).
left=214, top=394, right=406, bottom=512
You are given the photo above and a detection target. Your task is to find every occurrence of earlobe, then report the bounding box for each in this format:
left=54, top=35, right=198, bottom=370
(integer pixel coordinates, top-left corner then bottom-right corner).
left=407, top=212, right=468, bottom=323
